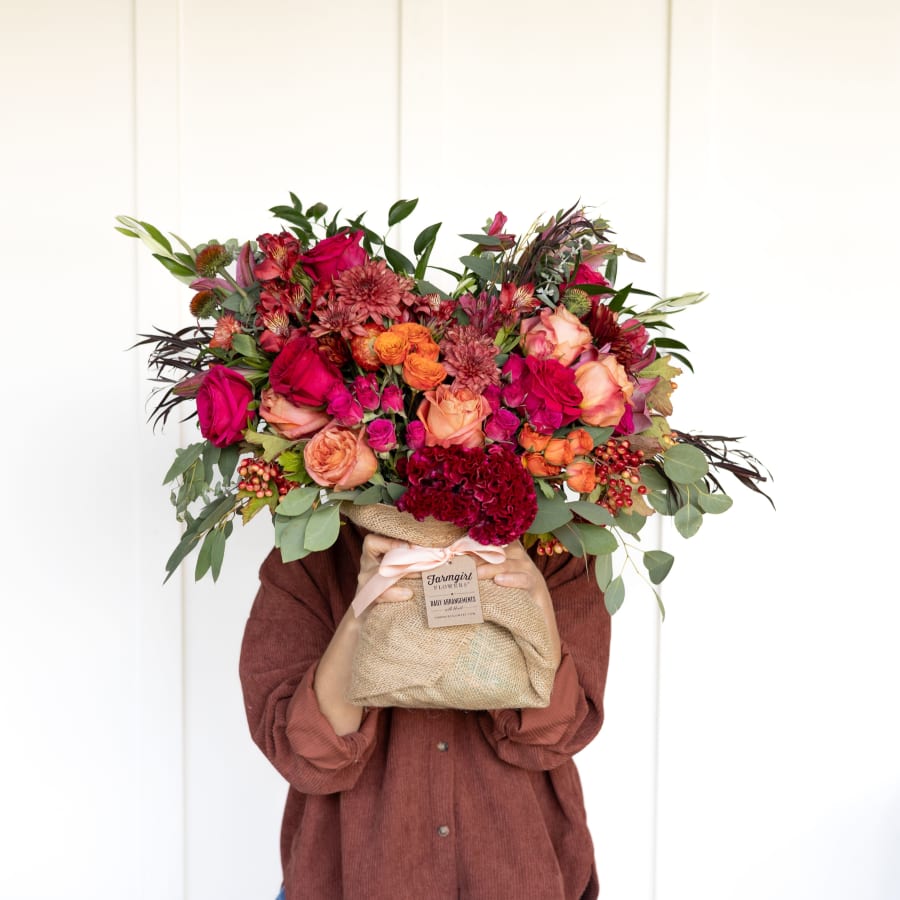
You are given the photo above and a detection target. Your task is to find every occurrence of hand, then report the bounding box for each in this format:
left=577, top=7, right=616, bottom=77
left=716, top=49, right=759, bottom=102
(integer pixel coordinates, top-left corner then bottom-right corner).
left=476, top=542, right=562, bottom=668
left=357, top=533, right=414, bottom=604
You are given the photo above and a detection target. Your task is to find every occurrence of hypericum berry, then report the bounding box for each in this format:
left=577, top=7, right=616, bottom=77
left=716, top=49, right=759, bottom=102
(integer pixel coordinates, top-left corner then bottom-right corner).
left=237, top=458, right=297, bottom=500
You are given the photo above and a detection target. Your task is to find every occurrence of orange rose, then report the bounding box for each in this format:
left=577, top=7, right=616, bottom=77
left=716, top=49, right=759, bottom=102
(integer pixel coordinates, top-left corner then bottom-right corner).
left=374, top=329, right=410, bottom=365
left=566, top=428, right=595, bottom=455
left=575, top=356, right=634, bottom=427
left=402, top=353, right=447, bottom=391
left=417, top=385, right=490, bottom=448
left=518, top=423, right=552, bottom=453
left=543, top=438, right=575, bottom=467
left=393, top=323, right=440, bottom=359
left=259, top=388, right=330, bottom=440
left=524, top=452, right=561, bottom=476
left=303, top=423, right=378, bottom=490
left=565, top=460, right=597, bottom=493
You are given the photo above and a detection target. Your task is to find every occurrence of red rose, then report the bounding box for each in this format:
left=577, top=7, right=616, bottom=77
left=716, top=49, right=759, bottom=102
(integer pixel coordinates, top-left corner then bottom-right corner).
left=298, top=230, right=367, bottom=283
left=196, top=366, right=254, bottom=447
left=268, top=332, right=342, bottom=408
left=502, top=355, right=583, bottom=434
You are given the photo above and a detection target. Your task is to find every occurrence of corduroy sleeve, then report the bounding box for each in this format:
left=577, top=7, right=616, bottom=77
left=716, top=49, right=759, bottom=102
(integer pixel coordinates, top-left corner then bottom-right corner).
left=239, top=547, right=381, bottom=795
left=479, top=550, right=611, bottom=771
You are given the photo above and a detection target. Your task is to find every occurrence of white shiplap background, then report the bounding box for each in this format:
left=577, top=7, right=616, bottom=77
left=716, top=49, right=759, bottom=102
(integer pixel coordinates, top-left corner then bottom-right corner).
left=1, top=1, right=898, bottom=899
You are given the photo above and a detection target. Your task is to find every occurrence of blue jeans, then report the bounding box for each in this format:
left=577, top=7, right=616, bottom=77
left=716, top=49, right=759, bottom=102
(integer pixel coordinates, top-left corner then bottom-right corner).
left=275, top=888, right=285, bottom=900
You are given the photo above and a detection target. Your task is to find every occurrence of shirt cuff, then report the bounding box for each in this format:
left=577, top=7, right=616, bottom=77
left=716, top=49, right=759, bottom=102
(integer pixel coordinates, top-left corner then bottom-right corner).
left=491, top=648, right=580, bottom=745
left=285, top=661, right=377, bottom=771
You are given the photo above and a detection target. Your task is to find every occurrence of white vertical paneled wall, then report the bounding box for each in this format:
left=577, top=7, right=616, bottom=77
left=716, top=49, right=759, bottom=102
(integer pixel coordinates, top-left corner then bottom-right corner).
left=1, top=2, right=898, bottom=899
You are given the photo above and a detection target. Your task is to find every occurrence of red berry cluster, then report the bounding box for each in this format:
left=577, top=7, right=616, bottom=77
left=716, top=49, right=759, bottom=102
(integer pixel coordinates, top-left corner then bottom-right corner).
left=237, top=458, right=295, bottom=500
left=536, top=537, right=566, bottom=556
left=593, top=438, right=648, bottom=514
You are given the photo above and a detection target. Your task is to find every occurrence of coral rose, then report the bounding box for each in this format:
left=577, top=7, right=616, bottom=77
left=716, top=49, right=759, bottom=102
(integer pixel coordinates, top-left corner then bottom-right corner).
left=518, top=423, right=552, bottom=453
left=523, top=452, right=561, bottom=477
left=303, top=423, right=378, bottom=490
left=259, top=388, right=330, bottom=440
left=566, top=428, right=595, bottom=456
left=520, top=306, right=593, bottom=366
left=402, top=353, right=447, bottom=391
left=196, top=366, right=254, bottom=448
left=543, top=438, right=575, bottom=467
left=575, top=356, right=635, bottom=427
left=565, top=460, right=597, bottom=494
left=417, top=385, right=490, bottom=448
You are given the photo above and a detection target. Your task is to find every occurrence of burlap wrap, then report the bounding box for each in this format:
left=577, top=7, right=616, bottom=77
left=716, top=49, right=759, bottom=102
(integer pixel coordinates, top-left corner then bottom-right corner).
left=342, top=502, right=556, bottom=710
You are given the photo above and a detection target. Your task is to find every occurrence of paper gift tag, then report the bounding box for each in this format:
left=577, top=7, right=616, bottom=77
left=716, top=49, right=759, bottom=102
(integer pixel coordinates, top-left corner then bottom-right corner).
left=422, top=556, right=484, bottom=628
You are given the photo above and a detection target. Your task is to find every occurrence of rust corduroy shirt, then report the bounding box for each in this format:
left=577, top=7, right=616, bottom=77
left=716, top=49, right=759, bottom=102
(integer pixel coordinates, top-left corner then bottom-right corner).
left=239, top=521, right=612, bottom=900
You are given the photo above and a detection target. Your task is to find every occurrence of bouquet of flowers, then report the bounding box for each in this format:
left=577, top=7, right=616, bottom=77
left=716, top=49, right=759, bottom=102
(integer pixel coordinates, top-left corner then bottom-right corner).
left=120, top=195, right=770, bottom=615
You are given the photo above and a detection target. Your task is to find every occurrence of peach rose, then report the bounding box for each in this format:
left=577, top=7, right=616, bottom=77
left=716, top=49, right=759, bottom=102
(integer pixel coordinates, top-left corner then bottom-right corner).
left=417, top=385, right=490, bottom=448
left=575, top=356, right=634, bottom=427
left=259, top=388, right=331, bottom=440
left=520, top=306, right=593, bottom=366
left=523, top=452, right=561, bottom=476
left=565, top=460, right=597, bottom=493
left=566, top=428, right=595, bottom=455
left=543, top=438, right=575, bottom=467
left=303, top=423, right=378, bottom=490
left=374, top=329, right=410, bottom=365
left=402, top=353, right=447, bottom=391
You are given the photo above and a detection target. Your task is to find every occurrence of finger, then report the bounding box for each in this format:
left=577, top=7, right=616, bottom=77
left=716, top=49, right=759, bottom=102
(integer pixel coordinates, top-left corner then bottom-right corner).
left=361, top=534, right=410, bottom=561
left=373, top=584, right=414, bottom=603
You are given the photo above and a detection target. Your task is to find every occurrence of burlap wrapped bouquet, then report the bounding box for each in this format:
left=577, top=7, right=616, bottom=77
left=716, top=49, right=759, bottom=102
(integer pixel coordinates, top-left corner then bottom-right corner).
left=342, top=502, right=558, bottom=710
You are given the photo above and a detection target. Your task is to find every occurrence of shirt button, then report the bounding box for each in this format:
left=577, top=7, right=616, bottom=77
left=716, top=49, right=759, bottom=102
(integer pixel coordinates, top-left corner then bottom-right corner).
left=436, top=825, right=450, bottom=837
left=436, top=741, right=449, bottom=752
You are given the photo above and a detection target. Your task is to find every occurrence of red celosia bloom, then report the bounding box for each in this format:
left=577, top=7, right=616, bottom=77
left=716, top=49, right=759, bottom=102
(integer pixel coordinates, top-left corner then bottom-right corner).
left=440, top=325, right=501, bottom=394
left=333, top=259, right=414, bottom=324
left=397, top=444, right=537, bottom=545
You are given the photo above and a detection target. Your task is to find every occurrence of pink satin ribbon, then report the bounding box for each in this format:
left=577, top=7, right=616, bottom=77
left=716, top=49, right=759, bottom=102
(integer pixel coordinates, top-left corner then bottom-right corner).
left=352, top=537, right=507, bottom=616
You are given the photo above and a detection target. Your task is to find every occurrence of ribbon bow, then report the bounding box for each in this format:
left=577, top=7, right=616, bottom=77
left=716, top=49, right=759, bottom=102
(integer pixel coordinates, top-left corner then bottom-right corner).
left=352, top=536, right=507, bottom=616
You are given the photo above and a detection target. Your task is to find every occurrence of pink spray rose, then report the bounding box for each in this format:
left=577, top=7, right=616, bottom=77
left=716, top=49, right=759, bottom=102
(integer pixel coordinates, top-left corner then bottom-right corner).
left=196, top=366, right=254, bottom=447
left=575, top=356, right=635, bottom=427
left=259, top=388, right=330, bottom=440
left=298, top=230, right=367, bottom=283
left=268, top=332, right=342, bottom=408
left=379, top=383, right=403, bottom=413
left=366, top=418, right=398, bottom=452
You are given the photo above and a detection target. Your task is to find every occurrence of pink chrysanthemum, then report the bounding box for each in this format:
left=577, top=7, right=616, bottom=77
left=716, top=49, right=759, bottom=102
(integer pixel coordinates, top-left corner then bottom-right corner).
left=440, top=325, right=501, bottom=393
left=309, top=293, right=370, bottom=339
left=333, top=260, right=414, bottom=323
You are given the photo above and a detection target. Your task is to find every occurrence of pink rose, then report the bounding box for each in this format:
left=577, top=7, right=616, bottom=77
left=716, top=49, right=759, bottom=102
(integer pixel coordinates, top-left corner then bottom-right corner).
left=520, top=305, right=593, bottom=366
left=366, top=418, right=397, bottom=452
left=484, top=408, right=520, bottom=442
left=326, top=385, right=364, bottom=426
left=196, top=366, right=254, bottom=447
left=575, top=356, right=635, bottom=427
left=269, top=332, right=342, bottom=408
left=417, top=385, right=491, bottom=448
left=303, top=424, right=378, bottom=490
left=353, top=374, right=380, bottom=411
left=259, top=388, right=330, bottom=440
left=298, top=230, right=367, bottom=283
left=406, top=420, right=426, bottom=450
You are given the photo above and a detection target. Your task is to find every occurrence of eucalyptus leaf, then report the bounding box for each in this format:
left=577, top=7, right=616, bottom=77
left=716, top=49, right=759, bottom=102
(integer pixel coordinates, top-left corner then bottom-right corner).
left=164, top=530, right=203, bottom=582
left=697, top=491, right=734, bottom=514
left=304, top=504, right=341, bottom=551
left=663, top=443, right=709, bottom=484
left=384, top=482, right=407, bottom=501
left=276, top=485, right=320, bottom=517
left=674, top=504, right=703, bottom=538
left=231, top=333, right=265, bottom=359
left=209, top=528, right=227, bottom=580
left=278, top=515, right=310, bottom=563
left=594, top=553, right=613, bottom=591
left=642, top=549, right=674, bottom=585
left=354, top=485, right=386, bottom=505
left=459, top=254, right=497, bottom=281
left=567, top=500, right=615, bottom=527
left=577, top=524, right=618, bottom=556
left=639, top=464, right=669, bottom=492
left=459, top=233, right=503, bottom=246
left=194, top=529, right=217, bottom=581
left=553, top=524, right=585, bottom=558
left=530, top=494, right=573, bottom=533
left=613, top=512, right=646, bottom=535
left=604, top=576, right=626, bottom=615
left=218, top=445, right=241, bottom=482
